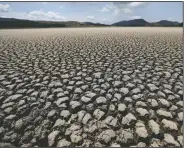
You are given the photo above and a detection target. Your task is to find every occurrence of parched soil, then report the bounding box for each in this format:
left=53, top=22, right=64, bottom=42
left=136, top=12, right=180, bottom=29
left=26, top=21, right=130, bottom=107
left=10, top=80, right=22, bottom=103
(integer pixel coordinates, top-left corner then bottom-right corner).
left=0, top=27, right=183, bottom=147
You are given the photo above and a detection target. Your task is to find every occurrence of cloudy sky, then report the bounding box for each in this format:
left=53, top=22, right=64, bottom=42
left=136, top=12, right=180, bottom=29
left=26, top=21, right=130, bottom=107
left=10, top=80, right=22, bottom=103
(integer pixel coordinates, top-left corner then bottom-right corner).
left=0, top=2, right=183, bottom=24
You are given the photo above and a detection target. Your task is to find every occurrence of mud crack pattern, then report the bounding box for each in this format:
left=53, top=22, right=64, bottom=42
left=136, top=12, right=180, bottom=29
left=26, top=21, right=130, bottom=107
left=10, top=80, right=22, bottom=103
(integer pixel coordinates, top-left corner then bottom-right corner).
left=0, top=27, right=183, bottom=147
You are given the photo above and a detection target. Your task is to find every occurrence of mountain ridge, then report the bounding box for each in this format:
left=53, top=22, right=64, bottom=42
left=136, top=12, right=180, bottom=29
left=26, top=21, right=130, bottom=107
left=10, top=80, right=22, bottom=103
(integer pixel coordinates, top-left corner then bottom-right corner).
left=112, top=19, right=182, bottom=27
left=0, top=17, right=183, bottom=28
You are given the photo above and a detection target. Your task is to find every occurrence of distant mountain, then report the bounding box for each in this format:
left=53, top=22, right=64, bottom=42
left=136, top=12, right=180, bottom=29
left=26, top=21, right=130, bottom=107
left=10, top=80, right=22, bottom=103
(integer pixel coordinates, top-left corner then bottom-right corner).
left=0, top=17, right=109, bottom=28
left=84, top=22, right=109, bottom=26
left=0, top=17, right=183, bottom=28
left=0, top=17, right=19, bottom=21
left=156, top=20, right=180, bottom=26
left=112, top=19, right=182, bottom=27
left=112, top=19, right=149, bottom=26
left=0, top=17, right=66, bottom=28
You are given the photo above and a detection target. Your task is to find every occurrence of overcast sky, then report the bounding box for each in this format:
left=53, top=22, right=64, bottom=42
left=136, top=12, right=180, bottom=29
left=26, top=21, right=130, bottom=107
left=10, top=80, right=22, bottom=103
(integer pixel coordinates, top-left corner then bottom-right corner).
left=0, top=2, right=183, bottom=24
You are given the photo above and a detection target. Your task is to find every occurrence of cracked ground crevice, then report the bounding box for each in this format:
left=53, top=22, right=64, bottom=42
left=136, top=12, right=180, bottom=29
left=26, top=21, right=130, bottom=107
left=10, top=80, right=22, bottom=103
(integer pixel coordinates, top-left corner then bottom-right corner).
left=0, top=27, right=183, bottom=147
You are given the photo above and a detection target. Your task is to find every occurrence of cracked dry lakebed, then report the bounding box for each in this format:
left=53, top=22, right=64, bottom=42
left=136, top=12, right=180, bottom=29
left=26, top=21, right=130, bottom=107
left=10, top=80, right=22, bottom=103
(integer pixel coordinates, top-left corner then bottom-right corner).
left=0, top=27, right=183, bottom=147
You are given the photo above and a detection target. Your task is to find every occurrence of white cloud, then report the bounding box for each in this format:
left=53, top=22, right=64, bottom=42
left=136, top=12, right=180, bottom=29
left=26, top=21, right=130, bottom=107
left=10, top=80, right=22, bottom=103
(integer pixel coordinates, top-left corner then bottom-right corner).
left=0, top=4, right=10, bottom=12
left=103, top=18, right=112, bottom=22
left=99, top=3, right=132, bottom=15
left=100, top=3, right=138, bottom=15
left=42, top=2, right=48, bottom=5
left=100, top=7, right=109, bottom=12
left=168, top=17, right=173, bottom=21
left=123, top=8, right=132, bottom=13
left=27, top=11, right=66, bottom=21
left=1, top=10, right=66, bottom=21
left=86, top=16, right=95, bottom=20
left=111, top=2, right=148, bottom=15
left=131, top=16, right=142, bottom=19
left=113, top=2, right=147, bottom=8
left=0, top=11, right=26, bottom=19
left=113, top=8, right=132, bottom=15
left=99, top=4, right=114, bottom=12
left=128, top=2, right=145, bottom=8
left=113, top=2, right=130, bottom=9
left=113, top=9, right=120, bottom=15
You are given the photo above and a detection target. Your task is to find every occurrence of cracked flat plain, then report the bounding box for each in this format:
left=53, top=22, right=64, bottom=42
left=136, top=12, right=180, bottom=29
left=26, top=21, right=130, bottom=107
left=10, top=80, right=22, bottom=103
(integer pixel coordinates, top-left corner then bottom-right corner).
left=0, top=27, right=183, bottom=147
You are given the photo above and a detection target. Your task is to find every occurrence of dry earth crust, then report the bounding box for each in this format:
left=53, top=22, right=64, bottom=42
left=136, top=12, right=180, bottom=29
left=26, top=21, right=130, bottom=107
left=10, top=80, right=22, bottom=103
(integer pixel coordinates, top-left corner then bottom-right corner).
left=0, top=27, right=183, bottom=147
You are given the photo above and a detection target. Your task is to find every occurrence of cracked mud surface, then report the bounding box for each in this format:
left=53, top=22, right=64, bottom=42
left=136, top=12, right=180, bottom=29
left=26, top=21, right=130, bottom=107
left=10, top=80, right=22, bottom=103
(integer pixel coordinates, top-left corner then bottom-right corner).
left=0, top=27, right=183, bottom=147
